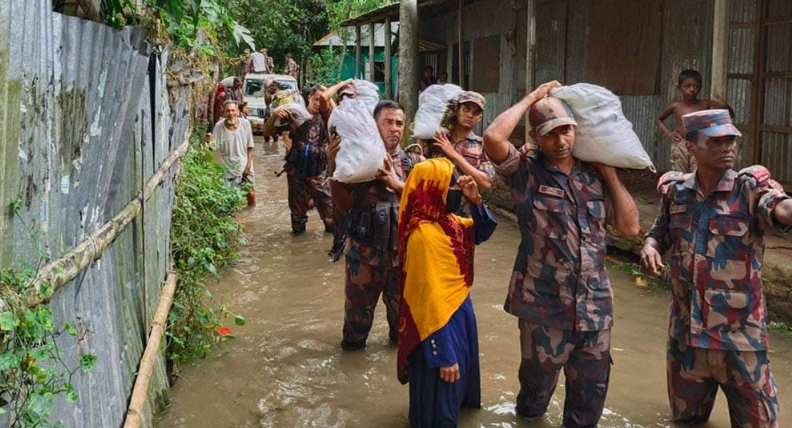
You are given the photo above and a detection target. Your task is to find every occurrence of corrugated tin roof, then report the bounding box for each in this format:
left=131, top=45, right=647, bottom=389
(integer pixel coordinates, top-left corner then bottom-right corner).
left=314, top=22, right=397, bottom=47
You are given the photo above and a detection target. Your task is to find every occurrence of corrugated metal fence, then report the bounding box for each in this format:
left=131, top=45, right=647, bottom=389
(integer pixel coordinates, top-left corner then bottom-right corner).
left=1, top=0, right=192, bottom=426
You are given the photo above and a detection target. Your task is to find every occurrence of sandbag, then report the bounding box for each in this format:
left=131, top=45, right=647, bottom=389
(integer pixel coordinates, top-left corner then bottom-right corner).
left=352, top=80, right=380, bottom=115
left=550, top=83, right=655, bottom=171
left=413, top=84, right=463, bottom=139
left=271, top=90, right=311, bottom=127
left=328, top=98, right=386, bottom=183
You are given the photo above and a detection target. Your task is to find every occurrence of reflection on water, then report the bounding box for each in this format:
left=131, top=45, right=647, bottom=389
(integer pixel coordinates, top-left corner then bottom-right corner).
left=158, top=140, right=792, bottom=428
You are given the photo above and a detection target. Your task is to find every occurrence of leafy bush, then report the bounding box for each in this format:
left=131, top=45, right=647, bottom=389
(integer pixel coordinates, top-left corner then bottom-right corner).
left=0, top=208, right=96, bottom=427
left=166, top=137, right=247, bottom=375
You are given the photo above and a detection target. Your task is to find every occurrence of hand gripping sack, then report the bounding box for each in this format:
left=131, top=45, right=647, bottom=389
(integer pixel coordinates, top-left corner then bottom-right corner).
left=328, top=98, right=386, bottom=183
left=413, top=84, right=463, bottom=139
left=352, top=80, right=381, bottom=115
left=271, top=89, right=311, bottom=127
left=550, top=83, right=656, bottom=171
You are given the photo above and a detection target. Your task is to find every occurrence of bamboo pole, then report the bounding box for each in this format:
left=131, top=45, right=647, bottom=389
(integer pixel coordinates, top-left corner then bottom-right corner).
left=122, top=272, right=178, bottom=428
left=24, top=132, right=191, bottom=307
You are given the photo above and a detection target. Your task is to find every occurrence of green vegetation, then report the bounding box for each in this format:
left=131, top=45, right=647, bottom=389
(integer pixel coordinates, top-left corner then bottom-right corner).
left=607, top=259, right=670, bottom=290
left=0, top=205, right=96, bottom=427
left=166, top=133, right=247, bottom=376
left=769, top=321, right=792, bottom=338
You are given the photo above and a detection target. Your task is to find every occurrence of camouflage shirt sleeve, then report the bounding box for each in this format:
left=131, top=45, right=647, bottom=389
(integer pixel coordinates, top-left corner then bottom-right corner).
left=491, top=144, right=522, bottom=186
left=742, top=167, right=792, bottom=232
left=478, top=151, right=496, bottom=181
left=645, top=194, right=673, bottom=253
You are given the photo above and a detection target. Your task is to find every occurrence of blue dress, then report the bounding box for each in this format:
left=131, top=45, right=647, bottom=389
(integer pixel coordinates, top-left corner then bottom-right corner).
left=408, top=204, right=497, bottom=427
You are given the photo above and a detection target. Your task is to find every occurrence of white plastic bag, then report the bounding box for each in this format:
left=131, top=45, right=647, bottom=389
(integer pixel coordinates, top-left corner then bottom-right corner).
left=328, top=98, right=386, bottom=183
left=413, top=84, right=463, bottom=139
left=550, top=83, right=655, bottom=171
left=353, top=80, right=380, bottom=115
left=271, top=90, right=311, bottom=127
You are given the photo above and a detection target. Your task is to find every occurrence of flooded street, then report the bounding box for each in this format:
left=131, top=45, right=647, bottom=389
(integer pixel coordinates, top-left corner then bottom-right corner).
left=158, top=139, right=792, bottom=428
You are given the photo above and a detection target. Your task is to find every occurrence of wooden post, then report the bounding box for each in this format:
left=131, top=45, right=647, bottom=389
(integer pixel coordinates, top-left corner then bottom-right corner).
left=399, top=0, right=419, bottom=142
left=711, top=0, right=729, bottom=101
left=369, top=23, right=377, bottom=83
left=355, top=26, right=362, bottom=79
left=384, top=18, right=393, bottom=99
left=458, top=0, right=464, bottom=88
left=525, top=0, right=537, bottom=146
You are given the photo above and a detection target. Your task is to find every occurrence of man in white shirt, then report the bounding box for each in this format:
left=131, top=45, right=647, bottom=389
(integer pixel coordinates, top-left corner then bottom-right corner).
left=250, top=49, right=269, bottom=74
left=212, top=100, right=256, bottom=206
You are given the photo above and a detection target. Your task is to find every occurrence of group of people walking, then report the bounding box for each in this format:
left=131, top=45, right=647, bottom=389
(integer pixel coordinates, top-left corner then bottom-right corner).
left=209, top=69, right=792, bottom=426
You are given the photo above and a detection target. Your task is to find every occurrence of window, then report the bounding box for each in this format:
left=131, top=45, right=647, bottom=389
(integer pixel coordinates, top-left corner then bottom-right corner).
left=452, top=41, right=471, bottom=88
left=375, top=61, right=385, bottom=82
left=245, top=79, right=263, bottom=96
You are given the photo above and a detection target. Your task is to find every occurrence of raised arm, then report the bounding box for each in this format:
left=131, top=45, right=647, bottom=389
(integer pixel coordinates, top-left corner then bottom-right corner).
left=591, top=163, right=640, bottom=237
left=483, top=81, right=560, bottom=163
left=322, top=79, right=355, bottom=104
left=433, top=131, right=492, bottom=191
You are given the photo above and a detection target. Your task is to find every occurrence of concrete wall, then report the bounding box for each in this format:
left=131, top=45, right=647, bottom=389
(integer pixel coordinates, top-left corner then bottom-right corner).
left=0, top=1, right=192, bottom=426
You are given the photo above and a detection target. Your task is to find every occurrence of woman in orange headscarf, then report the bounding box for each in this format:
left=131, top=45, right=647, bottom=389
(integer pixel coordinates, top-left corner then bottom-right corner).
left=397, top=157, right=497, bottom=427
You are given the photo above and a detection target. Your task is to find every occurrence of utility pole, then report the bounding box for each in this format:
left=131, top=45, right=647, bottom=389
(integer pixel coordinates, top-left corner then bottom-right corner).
left=399, top=0, right=419, bottom=142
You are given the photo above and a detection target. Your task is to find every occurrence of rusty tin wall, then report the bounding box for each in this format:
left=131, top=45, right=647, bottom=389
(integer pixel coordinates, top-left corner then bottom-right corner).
left=0, top=0, right=190, bottom=426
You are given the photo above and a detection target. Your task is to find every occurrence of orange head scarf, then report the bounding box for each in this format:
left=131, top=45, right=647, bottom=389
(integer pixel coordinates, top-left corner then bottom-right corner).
left=396, top=158, right=476, bottom=384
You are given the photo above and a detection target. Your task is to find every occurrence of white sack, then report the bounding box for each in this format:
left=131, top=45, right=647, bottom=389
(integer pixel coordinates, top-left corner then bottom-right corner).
left=328, top=98, right=386, bottom=183
left=271, top=90, right=311, bottom=127
left=550, top=83, right=655, bottom=171
left=353, top=80, right=381, bottom=115
left=413, top=84, right=463, bottom=139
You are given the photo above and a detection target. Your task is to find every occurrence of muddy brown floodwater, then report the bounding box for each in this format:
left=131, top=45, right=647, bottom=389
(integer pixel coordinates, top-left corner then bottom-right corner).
left=158, top=139, right=792, bottom=428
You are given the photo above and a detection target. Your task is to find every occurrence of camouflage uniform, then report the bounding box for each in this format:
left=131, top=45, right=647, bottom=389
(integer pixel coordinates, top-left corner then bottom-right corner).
left=285, top=60, right=300, bottom=79
left=341, top=151, right=414, bottom=349
left=494, top=143, right=615, bottom=426
left=429, top=92, right=494, bottom=217
left=670, top=140, right=697, bottom=173
left=285, top=116, right=334, bottom=233
left=646, top=109, right=790, bottom=427
left=646, top=166, right=790, bottom=427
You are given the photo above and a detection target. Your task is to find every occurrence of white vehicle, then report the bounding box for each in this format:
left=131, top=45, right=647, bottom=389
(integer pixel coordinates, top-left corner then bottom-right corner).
left=243, top=73, right=299, bottom=134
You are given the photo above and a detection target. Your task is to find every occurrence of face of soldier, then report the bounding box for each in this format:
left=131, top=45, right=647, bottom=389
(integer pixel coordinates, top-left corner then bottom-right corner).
left=534, top=125, right=576, bottom=163
left=376, top=107, right=405, bottom=153
left=688, top=135, right=738, bottom=172
left=456, top=102, right=483, bottom=130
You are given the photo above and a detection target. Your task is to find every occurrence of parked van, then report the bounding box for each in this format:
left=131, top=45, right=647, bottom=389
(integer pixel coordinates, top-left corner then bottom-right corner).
left=243, top=73, right=298, bottom=134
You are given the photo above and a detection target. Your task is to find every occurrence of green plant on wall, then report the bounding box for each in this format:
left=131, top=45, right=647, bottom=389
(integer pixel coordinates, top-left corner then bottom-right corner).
left=166, top=133, right=247, bottom=375
left=0, top=203, right=97, bottom=428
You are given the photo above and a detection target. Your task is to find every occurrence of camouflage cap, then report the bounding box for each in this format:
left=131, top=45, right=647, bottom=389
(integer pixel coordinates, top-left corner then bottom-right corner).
left=682, top=109, right=742, bottom=139
left=458, top=91, right=486, bottom=110
left=529, top=97, right=577, bottom=137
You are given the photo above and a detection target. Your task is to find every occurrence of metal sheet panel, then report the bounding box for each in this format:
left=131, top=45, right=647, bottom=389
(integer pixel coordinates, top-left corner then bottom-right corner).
left=728, top=28, right=755, bottom=74
left=620, top=95, right=664, bottom=169
left=730, top=0, right=757, bottom=23
left=760, top=132, right=792, bottom=182
left=0, top=1, right=188, bottom=426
